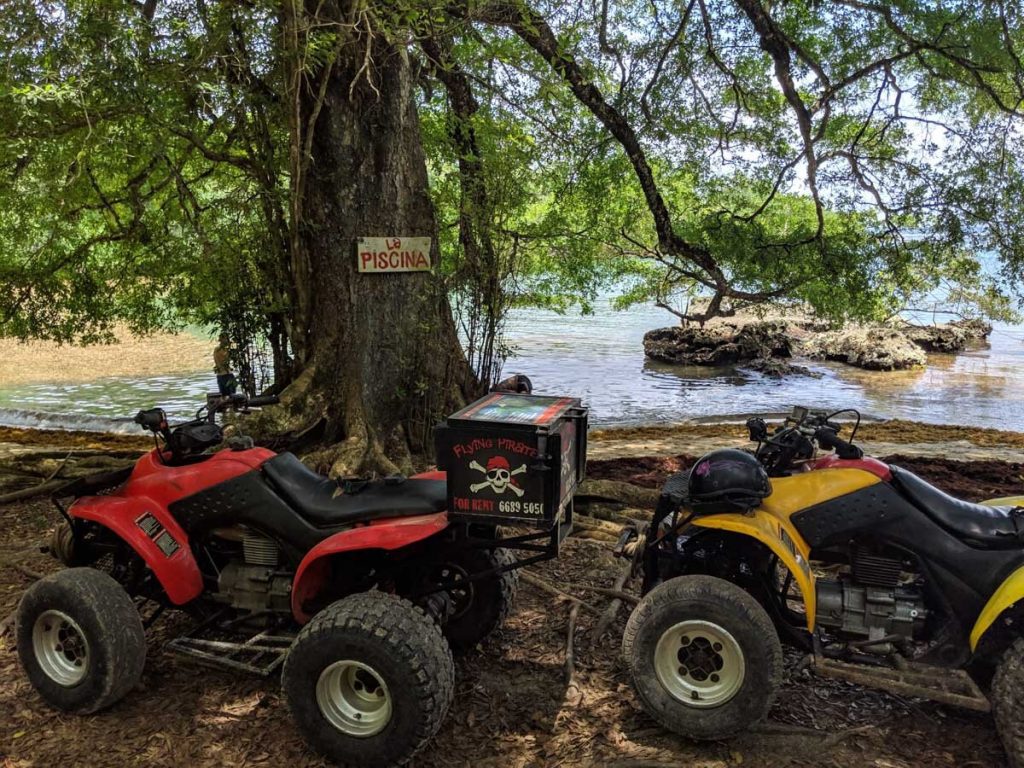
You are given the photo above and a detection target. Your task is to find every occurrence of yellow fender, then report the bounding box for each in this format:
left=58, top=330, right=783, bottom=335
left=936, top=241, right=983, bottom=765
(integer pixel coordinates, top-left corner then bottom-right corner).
left=983, top=496, right=1024, bottom=508
left=691, top=510, right=816, bottom=631
left=969, top=497, right=1024, bottom=650
left=971, top=564, right=1024, bottom=651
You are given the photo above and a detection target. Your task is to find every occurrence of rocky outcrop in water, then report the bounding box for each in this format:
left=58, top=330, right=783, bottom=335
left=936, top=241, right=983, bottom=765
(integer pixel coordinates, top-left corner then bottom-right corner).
left=739, top=356, right=822, bottom=378
left=643, top=321, right=791, bottom=366
left=643, top=308, right=994, bottom=373
left=902, top=324, right=972, bottom=353
left=870, top=319, right=991, bottom=355
left=951, top=318, right=994, bottom=340
left=800, top=326, right=927, bottom=370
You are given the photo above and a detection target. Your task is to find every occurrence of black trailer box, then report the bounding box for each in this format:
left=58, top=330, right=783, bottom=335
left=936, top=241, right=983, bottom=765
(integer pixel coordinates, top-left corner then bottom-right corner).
left=435, top=393, right=588, bottom=527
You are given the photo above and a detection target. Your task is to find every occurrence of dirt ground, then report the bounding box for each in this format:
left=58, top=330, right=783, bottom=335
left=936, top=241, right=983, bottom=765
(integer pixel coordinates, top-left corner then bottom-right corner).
left=0, top=498, right=1016, bottom=766
left=0, top=422, right=1022, bottom=767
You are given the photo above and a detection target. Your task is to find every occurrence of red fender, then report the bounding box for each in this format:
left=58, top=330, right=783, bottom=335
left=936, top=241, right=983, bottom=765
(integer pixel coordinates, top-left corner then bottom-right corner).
left=411, top=469, right=446, bottom=481
left=69, top=495, right=203, bottom=605
left=291, top=512, right=449, bottom=623
left=809, top=454, right=892, bottom=481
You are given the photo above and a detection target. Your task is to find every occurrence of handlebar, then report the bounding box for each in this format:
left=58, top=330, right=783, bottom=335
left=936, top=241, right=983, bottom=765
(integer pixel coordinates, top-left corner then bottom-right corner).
left=132, top=392, right=279, bottom=463
left=750, top=406, right=864, bottom=474
left=134, top=408, right=167, bottom=432
left=814, top=427, right=863, bottom=460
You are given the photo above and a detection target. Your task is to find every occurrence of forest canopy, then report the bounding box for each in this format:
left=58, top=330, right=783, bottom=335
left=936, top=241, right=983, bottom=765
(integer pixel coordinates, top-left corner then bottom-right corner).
left=2, top=0, right=1024, bottom=384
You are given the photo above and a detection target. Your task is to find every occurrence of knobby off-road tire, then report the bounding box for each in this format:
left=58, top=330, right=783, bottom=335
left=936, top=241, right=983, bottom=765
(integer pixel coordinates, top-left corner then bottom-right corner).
left=440, top=546, right=519, bottom=654
left=992, top=637, right=1024, bottom=767
left=282, top=591, right=455, bottom=768
left=623, top=574, right=782, bottom=739
left=16, top=567, right=146, bottom=714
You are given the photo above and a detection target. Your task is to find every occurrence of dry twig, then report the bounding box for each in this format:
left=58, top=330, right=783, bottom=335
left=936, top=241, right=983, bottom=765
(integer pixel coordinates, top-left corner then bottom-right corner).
left=43, top=450, right=74, bottom=482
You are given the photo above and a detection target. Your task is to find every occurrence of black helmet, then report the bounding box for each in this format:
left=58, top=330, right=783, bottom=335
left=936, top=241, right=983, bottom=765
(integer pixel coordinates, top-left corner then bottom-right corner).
left=688, top=449, right=771, bottom=512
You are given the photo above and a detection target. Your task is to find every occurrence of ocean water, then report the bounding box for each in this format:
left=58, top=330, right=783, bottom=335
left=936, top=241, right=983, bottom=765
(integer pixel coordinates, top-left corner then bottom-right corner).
left=0, top=300, right=1021, bottom=432
left=501, top=300, right=1024, bottom=430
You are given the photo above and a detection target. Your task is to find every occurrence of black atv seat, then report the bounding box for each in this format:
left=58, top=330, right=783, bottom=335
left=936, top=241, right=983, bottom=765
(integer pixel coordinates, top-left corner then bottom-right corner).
left=262, top=452, right=447, bottom=527
left=891, top=465, right=1019, bottom=547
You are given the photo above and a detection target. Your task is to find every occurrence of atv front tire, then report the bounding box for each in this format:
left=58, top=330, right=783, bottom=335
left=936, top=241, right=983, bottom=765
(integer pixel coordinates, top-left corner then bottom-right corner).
left=992, top=637, right=1024, bottom=766
left=17, top=567, right=147, bottom=714
left=438, top=546, right=519, bottom=654
left=623, top=574, right=782, bottom=739
left=282, top=591, right=455, bottom=768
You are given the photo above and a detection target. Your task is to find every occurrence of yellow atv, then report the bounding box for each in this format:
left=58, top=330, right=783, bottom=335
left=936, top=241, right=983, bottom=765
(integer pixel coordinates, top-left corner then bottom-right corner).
left=616, top=407, right=1024, bottom=763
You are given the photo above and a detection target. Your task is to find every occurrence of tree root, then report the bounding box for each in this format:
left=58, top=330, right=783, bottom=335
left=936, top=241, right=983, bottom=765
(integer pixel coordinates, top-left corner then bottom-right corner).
left=576, top=479, right=660, bottom=509
left=750, top=721, right=877, bottom=748
left=0, top=609, right=15, bottom=640
left=553, top=602, right=584, bottom=729
left=573, top=514, right=625, bottom=535
left=520, top=571, right=602, bottom=615
left=564, top=602, right=582, bottom=702
left=581, top=586, right=640, bottom=604
left=571, top=528, right=620, bottom=544
left=0, top=479, right=68, bottom=505
left=13, top=563, right=44, bottom=581
left=592, top=566, right=632, bottom=640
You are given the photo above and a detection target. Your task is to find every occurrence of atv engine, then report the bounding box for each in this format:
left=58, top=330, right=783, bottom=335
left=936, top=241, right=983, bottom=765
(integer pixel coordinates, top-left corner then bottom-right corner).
left=208, top=530, right=292, bottom=614
left=815, top=549, right=928, bottom=651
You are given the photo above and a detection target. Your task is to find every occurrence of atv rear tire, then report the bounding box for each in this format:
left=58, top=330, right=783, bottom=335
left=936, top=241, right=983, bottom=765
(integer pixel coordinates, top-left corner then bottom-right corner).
left=16, top=567, right=146, bottom=714
left=282, top=591, right=455, bottom=768
left=623, top=575, right=782, bottom=739
left=438, top=547, right=519, bottom=654
left=992, top=637, right=1024, bottom=767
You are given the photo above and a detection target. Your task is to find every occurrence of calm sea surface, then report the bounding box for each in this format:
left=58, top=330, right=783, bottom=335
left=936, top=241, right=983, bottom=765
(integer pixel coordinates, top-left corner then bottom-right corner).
left=0, top=300, right=1021, bottom=432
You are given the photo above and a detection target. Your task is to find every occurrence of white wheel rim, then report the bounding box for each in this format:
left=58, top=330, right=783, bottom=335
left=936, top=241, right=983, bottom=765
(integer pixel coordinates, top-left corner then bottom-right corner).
left=316, top=660, right=392, bottom=737
left=654, top=620, right=745, bottom=708
left=32, top=609, right=90, bottom=687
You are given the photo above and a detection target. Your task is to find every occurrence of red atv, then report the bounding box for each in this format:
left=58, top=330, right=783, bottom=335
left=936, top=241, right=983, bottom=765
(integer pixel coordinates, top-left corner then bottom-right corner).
left=16, top=391, right=586, bottom=767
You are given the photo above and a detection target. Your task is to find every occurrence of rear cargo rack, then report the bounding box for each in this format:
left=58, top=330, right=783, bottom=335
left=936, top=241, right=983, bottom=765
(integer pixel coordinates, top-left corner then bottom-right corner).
left=436, top=393, right=588, bottom=529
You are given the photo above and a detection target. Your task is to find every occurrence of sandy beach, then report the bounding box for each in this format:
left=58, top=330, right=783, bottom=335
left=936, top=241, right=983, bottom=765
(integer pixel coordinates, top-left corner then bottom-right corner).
left=0, top=328, right=213, bottom=387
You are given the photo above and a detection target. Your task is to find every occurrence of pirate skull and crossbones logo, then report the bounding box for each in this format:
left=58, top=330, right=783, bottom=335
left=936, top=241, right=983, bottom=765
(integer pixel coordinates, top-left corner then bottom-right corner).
left=469, top=456, right=527, bottom=496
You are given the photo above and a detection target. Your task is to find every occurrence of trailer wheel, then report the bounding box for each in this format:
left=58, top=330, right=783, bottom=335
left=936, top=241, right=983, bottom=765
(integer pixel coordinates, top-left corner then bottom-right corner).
left=992, top=637, right=1024, bottom=767
left=437, top=547, right=519, bottom=654
left=623, top=575, right=782, bottom=739
left=283, top=591, right=454, bottom=768
left=16, top=567, right=146, bottom=714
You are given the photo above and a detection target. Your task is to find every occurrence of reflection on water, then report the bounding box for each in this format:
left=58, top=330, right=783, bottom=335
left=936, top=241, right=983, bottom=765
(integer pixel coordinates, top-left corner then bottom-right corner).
left=0, top=300, right=1021, bottom=431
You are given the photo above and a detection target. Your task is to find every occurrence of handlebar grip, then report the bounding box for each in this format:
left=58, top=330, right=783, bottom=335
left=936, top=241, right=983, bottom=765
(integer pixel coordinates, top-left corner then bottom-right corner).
left=247, top=395, right=280, bottom=408
left=815, top=427, right=840, bottom=449
left=815, top=427, right=863, bottom=459
left=134, top=408, right=167, bottom=432
left=746, top=417, right=768, bottom=442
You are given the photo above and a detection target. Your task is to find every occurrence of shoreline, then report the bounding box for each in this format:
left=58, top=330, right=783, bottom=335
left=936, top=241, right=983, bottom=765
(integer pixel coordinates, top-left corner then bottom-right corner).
left=2, top=417, right=1022, bottom=466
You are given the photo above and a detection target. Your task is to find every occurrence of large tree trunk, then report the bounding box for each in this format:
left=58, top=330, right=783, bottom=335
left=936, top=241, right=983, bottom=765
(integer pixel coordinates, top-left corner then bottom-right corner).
left=279, top=4, right=473, bottom=476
